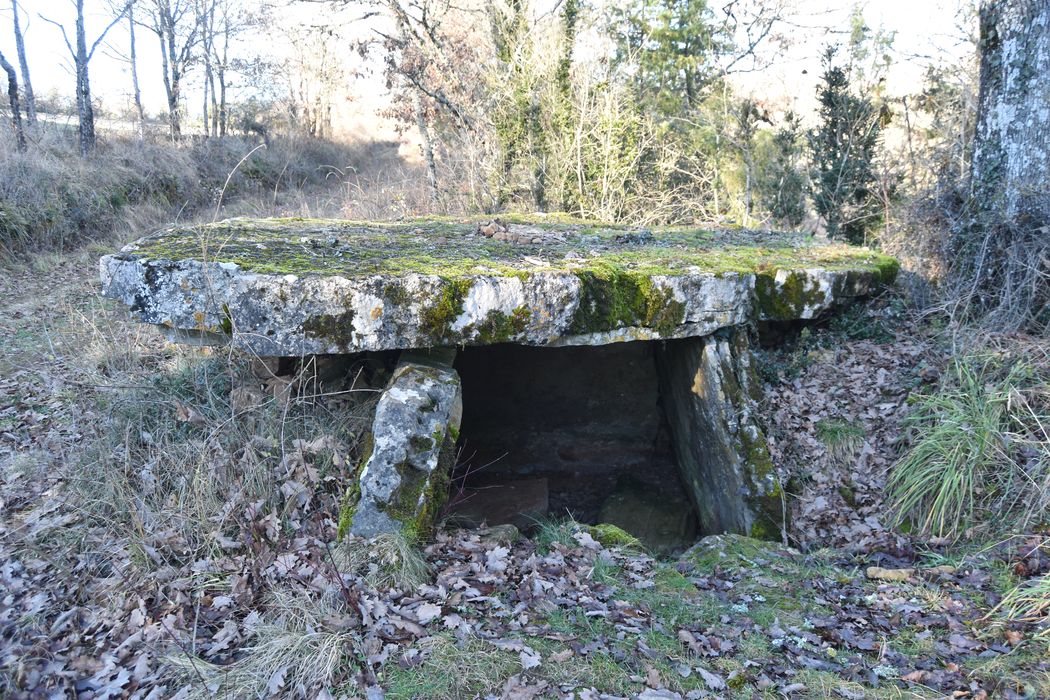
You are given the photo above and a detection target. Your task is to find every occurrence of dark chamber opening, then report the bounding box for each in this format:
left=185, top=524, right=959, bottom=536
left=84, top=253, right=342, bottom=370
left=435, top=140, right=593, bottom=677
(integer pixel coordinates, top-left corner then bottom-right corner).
left=450, top=341, right=699, bottom=553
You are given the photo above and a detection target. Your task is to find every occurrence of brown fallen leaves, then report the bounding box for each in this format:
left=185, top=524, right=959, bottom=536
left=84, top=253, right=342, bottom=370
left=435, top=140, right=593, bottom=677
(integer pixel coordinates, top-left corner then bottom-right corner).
left=763, top=311, right=939, bottom=551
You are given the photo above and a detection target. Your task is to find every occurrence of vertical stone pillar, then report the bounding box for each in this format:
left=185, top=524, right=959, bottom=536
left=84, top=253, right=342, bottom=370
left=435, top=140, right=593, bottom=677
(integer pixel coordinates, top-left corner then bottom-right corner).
left=347, top=349, right=463, bottom=539
left=655, top=329, right=784, bottom=539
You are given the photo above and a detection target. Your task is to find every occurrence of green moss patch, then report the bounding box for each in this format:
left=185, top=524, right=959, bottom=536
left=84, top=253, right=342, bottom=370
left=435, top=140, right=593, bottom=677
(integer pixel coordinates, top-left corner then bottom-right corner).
left=379, top=425, right=457, bottom=543
left=116, top=216, right=897, bottom=282
left=419, top=278, right=473, bottom=342
left=569, top=264, right=687, bottom=334
left=584, top=523, right=643, bottom=550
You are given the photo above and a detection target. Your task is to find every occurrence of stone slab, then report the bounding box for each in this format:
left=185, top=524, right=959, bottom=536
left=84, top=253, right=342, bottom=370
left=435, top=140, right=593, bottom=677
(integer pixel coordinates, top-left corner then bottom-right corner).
left=598, top=478, right=698, bottom=554
left=656, top=329, right=783, bottom=539
left=347, top=352, right=463, bottom=539
left=99, top=217, right=898, bottom=355
left=445, top=478, right=550, bottom=530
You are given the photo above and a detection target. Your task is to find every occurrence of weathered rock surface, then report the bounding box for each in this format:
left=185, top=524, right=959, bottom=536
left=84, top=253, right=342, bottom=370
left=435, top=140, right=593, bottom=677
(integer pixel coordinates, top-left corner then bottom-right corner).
left=656, top=329, right=783, bottom=539
left=345, top=350, right=462, bottom=539
left=99, top=217, right=898, bottom=355
left=100, top=217, right=899, bottom=542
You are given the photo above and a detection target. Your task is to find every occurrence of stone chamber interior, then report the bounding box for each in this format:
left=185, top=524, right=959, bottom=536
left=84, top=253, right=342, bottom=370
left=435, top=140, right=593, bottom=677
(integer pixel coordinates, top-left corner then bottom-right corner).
left=449, top=341, right=700, bottom=554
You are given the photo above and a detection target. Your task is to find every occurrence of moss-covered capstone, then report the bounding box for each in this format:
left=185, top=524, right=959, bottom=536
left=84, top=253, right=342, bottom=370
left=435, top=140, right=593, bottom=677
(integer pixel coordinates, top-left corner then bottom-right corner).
left=100, top=216, right=897, bottom=355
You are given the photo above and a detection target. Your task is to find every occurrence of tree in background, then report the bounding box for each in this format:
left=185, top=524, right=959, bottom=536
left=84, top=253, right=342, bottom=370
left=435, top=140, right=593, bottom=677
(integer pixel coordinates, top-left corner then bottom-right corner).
left=104, top=0, right=148, bottom=139
left=40, top=1, right=130, bottom=155
left=488, top=0, right=545, bottom=209
left=10, top=0, right=36, bottom=129
left=127, top=1, right=146, bottom=139
left=0, top=47, right=25, bottom=151
left=147, top=0, right=199, bottom=140
left=283, top=23, right=346, bottom=139
left=197, top=0, right=216, bottom=137
left=955, top=0, right=1050, bottom=330
left=365, top=0, right=491, bottom=208
left=758, top=111, right=807, bottom=227
left=729, top=98, right=770, bottom=225
left=210, top=0, right=250, bottom=137
left=612, top=0, right=729, bottom=115
left=909, top=63, right=978, bottom=191
left=808, top=45, right=885, bottom=244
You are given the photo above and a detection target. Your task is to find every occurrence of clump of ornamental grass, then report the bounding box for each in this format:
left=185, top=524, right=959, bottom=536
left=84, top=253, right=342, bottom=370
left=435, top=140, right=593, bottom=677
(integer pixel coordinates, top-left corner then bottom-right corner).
left=815, top=418, right=866, bottom=465
left=887, top=353, right=1049, bottom=538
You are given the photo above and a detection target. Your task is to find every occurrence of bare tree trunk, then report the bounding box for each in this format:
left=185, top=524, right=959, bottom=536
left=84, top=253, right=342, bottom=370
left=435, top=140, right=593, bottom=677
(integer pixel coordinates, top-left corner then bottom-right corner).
left=151, top=0, right=193, bottom=141
left=155, top=25, right=175, bottom=138
left=201, top=72, right=210, bottom=136
left=217, top=17, right=228, bottom=136
left=74, top=0, right=96, bottom=156
left=415, top=93, right=439, bottom=207
left=163, top=21, right=183, bottom=140
left=40, top=1, right=126, bottom=155
left=971, top=0, right=1050, bottom=216
left=129, top=4, right=146, bottom=140
left=0, top=50, right=26, bottom=152
left=11, top=0, right=36, bottom=128
left=218, top=65, right=227, bottom=136
left=198, top=0, right=213, bottom=137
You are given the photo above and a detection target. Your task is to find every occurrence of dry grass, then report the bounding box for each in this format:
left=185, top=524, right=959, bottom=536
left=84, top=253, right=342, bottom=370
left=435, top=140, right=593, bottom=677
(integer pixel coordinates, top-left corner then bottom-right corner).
left=335, top=532, right=431, bottom=590
left=384, top=634, right=523, bottom=700
left=887, top=343, right=1050, bottom=539
left=54, top=285, right=379, bottom=568
left=166, top=588, right=362, bottom=698
left=997, top=570, right=1050, bottom=636
left=0, top=127, right=373, bottom=258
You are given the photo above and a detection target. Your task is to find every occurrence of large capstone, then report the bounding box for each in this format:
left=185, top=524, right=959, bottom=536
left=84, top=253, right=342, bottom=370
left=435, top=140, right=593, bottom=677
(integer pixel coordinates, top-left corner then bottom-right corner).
left=99, top=218, right=898, bottom=355
left=100, top=217, right=898, bottom=542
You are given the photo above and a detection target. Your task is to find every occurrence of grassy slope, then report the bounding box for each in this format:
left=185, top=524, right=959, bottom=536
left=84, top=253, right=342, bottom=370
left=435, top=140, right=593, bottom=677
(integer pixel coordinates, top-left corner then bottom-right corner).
left=0, top=134, right=384, bottom=259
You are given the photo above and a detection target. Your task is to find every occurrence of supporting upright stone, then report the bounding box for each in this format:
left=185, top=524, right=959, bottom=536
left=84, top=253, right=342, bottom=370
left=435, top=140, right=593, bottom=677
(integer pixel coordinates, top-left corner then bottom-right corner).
left=346, top=348, right=463, bottom=539
left=656, top=329, right=784, bottom=539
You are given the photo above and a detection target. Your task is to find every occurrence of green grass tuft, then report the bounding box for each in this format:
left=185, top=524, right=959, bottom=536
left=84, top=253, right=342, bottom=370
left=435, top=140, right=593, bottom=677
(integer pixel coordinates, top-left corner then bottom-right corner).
left=887, top=356, right=1049, bottom=538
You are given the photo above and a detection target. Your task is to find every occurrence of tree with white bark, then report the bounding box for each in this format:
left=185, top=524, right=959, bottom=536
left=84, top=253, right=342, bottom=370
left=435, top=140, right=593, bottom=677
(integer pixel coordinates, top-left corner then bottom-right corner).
left=146, top=0, right=199, bottom=140
left=10, top=0, right=36, bottom=128
left=127, top=0, right=146, bottom=139
left=0, top=47, right=25, bottom=151
left=958, top=0, right=1050, bottom=329
left=40, top=1, right=131, bottom=156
